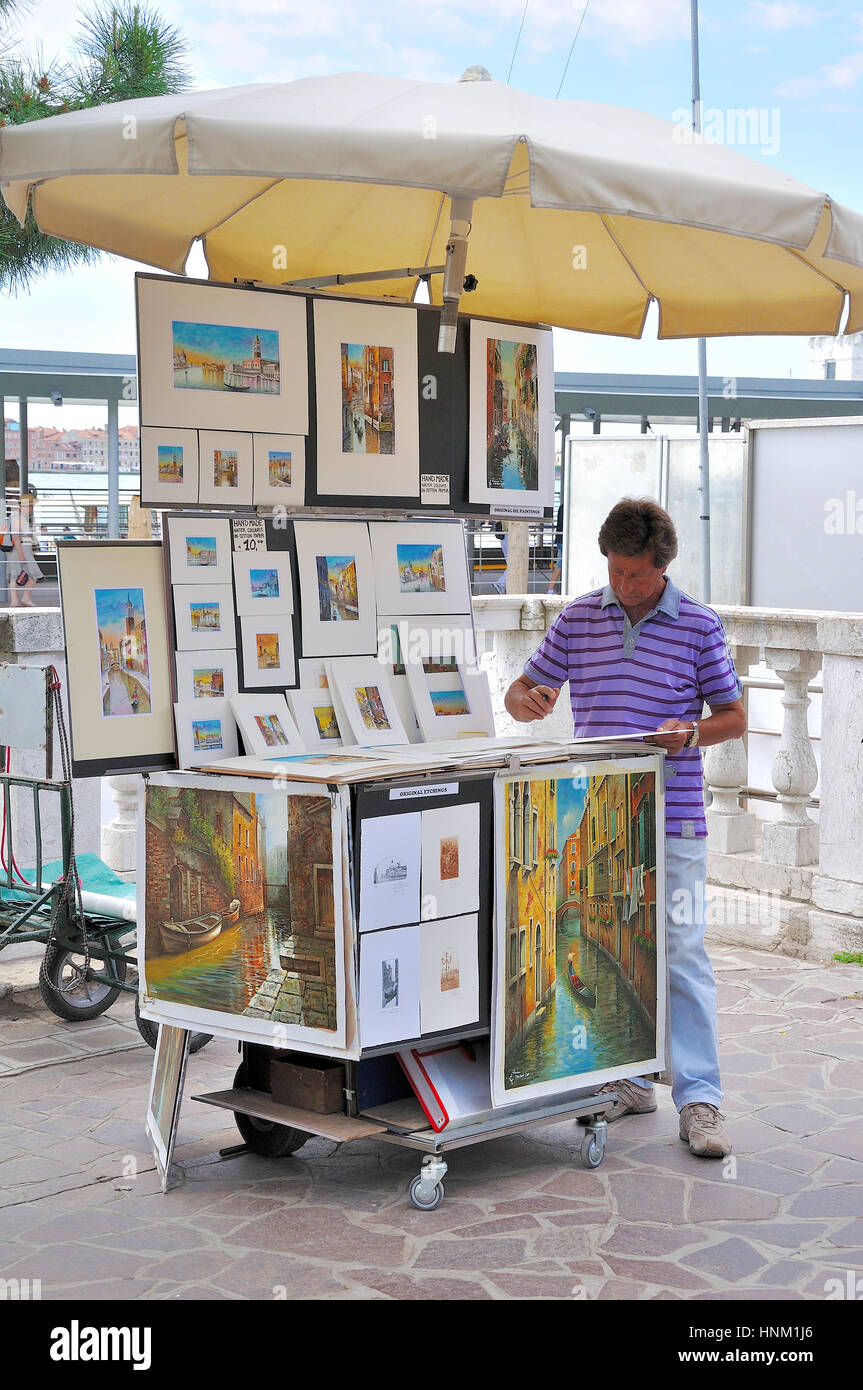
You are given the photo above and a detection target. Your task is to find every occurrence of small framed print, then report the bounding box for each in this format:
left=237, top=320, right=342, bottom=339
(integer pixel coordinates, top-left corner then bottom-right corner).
left=377, top=613, right=476, bottom=676
left=230, top=693, right=305, bottom=758
left=287, top=687, right=351, bottom=751
left=369, top=520, right=472, bottom=616
left=293, top=520, right=377, bottom=658
left=468, top=320, right=555, bottom=517
left=167, top=515, right=233, bottom=585
left=239, top=616, right=296, bottom=688
left=232, top=550, right=294, bottom=618
left=174, top=698, right=239, bottom=768
left=326, top=658, right=408, bottom=747
left=140, top=426, right=199, bottom=506
left=252, top=434, right=306, bottom=508
left=420, top=914, right=480, bottom=1034
left=401, top=631, right=495, bottom=741
left=174, top=648, right=239, bottom=703
left=198, top=430, right=253, bottom=506
left=173, top=585, right=234, bottom=652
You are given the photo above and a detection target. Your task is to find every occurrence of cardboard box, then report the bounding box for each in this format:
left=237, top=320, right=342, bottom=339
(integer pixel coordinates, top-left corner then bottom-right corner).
left=270, top=1054, right=346, bottom=1114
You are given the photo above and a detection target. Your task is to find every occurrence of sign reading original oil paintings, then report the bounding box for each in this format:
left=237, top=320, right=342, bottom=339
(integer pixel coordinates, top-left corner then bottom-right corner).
left=491, top=760, right=666, bottom=1107
left=138, top=774, right=354, bottom=1056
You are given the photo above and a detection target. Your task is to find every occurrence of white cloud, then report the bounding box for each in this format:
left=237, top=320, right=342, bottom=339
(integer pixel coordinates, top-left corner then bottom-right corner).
left=748, top=2, right=823, bottom=30
left=776, top=51, right=863, bottom=98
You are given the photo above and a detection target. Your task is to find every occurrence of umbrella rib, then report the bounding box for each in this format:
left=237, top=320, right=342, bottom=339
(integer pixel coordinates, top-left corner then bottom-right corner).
left=599, top=213, right=655, bottom=305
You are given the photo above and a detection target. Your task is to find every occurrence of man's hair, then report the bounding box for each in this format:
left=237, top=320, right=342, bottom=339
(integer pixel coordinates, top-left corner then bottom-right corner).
left=598, top=498, right=678, bottom=569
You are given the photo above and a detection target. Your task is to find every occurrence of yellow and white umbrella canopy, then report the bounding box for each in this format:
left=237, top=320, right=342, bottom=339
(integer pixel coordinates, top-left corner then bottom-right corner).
left=3, top=70, right=863, bottom=338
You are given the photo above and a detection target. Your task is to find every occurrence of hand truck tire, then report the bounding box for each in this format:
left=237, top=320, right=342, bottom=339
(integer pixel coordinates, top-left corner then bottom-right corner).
left=39, top=938, right=126, bottom=1021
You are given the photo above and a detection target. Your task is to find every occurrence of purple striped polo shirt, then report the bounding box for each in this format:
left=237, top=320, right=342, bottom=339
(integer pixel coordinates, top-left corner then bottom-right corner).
left=523, top=578, right=743, bottom=837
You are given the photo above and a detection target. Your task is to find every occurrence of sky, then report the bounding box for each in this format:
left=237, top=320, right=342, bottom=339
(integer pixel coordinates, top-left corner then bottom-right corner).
left=4, top=0, right=863, bottom=427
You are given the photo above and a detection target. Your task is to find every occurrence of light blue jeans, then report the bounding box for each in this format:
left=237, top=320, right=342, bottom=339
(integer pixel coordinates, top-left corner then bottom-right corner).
left=629, top=834, right=722, bottom=1111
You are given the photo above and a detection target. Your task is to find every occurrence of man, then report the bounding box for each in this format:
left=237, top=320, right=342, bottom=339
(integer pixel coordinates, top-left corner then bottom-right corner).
left=504, top=498, right=745, bottom=1158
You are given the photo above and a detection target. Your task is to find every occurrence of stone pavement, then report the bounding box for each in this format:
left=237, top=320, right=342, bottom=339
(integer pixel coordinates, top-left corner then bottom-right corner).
left=0, top=945, right=861, bottom=1301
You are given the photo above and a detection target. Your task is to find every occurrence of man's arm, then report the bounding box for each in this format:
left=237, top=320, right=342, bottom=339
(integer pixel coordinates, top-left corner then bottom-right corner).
left=646, top=699, right=746, bottom=754
left=504, top=672, right=562, bottom=723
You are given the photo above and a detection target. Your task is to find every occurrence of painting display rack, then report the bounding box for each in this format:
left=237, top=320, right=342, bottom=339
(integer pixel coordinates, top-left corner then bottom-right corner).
left=146, top=739, right=666, bottom=1207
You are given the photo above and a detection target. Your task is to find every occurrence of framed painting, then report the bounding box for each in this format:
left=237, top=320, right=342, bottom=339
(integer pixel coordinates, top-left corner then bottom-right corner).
left=174, top=698, right=239, bottom=767
left=252, top=434, right=306, bottom=508
left=369, top=520, right=472, bottom=616
left=173, top=584, right=235, bottom=652
left=468, top=320, right=555, bottom=517
left=287, top=688, right=352, bottom=751
left=359, top=924, right=421, bottom=1048
left=232, top=550, right=294, bottom=618
left=293, top=520, right=377, bottom=657
left=358, top=811, right=422, bottom=932
left=230, top=693, right=305, bottom=758
left=420, top=801, right=481, bottom=921
left=420, top=913, right=480, bottom=1034
left=239, top=615, right=296, bottom=688
left=377, top=613, right=477, bottom=677
left=140, top=426, right=199, bottom=506
left=138, top=774, right=351, bottom=1055
left=491, top=759, right=666, bottom=1108
left=136, top=273, right=309, bottom=435
left=197, top=430, right=254, bottom=507
left=401, top=644, right=495, bottom=742
left=325, top=658, right=409, bottom=748
left=174, top=648, right=239, bottom=704
left=57, top=541, right=175, bottom=777
left=167, top=515, right=233, bottom=586
left=145, top=1023, right=191, bottom=1189
left=313, top=298, right=419, bottom=501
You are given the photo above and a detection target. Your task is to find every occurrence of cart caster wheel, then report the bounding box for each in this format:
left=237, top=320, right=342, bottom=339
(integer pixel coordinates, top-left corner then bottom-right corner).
left=581, top=1131, right=606, bottom=1169
left=409, top=1176, right=445, bottom=1210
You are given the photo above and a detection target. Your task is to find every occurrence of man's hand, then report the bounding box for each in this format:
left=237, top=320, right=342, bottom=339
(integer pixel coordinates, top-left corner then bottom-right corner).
left=504, top=675, right=561, bottom=723
left=645, top=719, right=693, bottom=753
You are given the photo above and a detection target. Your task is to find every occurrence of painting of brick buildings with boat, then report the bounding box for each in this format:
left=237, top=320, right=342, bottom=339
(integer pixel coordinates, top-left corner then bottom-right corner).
left=144, top=785, right=338, bottom=1033
left=499, top=769, right=659, bottom=1098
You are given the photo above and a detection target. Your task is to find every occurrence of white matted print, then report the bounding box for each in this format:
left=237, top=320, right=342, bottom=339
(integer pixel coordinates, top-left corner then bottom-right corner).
left=326, top=658, right=408, bottom=748
left=369, top=521, right=471, bottom=617
left=232, top=550, right=294, bottom=617
left=175, top=648, right=239, bottom=703
left=140, top=426, right=199, bottom=506
left=167, top=515, right=233, bottom=585
left=359, top=925, right=421, bottom=1048
left=359, top=812, right=421, bottom=932
left=239, top=616, right=296, bottom=688
left=313, top=298, right=419, bottom=500
left=230, top=693, right=304, bottom=758
left=421, top=802, right=481, bottom=921
left=253, top=434, right=306, bottom=508
left=420, top=914, right=480, bottom=1034
left=287, top=688, right=352, bottom=751
left=401, top=637, right=495, bottom=741
left=173, top=585, right=234, bottom=651
left=137, top=275, right=309, bottom=434
left=293, top=520, right=377, bottom=658
left=174, top=698, right=239, bottom=767
left=468, top=320, right=555, bottom=517
left=198, top=430, right=253, bottom=507
left=377, top=613, right=477, bottom=676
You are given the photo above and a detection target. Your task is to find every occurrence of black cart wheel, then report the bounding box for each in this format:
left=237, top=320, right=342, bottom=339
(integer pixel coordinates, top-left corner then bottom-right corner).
left=134, top=998, right=212, bottom=1054
left=232, top=1062, right=309, bottom=1157
left=39, top=939, right=126, bottom=1021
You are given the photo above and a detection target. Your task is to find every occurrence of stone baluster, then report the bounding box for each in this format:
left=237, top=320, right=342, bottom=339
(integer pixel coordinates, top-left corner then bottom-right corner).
left=760, top=648, right=820, bottom=866
left=704, top=737, right=756, bottom=852
left=101, top=774, right=141, bottom=881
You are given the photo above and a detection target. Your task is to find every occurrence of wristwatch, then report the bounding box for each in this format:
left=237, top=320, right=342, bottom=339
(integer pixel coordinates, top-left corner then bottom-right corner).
left=685, top=720, right=700, bottom=748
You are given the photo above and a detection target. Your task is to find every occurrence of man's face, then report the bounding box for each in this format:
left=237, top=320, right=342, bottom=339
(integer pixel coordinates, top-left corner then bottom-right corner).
left=606, top=550, right=667, bottom=609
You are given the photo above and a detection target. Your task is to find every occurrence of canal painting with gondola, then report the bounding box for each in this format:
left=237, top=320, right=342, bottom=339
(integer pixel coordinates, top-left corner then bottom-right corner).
left=486, top=338, right=539, bottom=492
left=495, top=767, right=661, bottom=1104
left=96, top=588, right=151, bottom=717
left=143, top=784, right=341, bottom=1041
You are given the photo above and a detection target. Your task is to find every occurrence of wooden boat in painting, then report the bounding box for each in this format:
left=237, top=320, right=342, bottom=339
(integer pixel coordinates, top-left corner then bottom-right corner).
left=158, top=899, right=241, bottom=954
left=566, top=953, right=597, bottom=1009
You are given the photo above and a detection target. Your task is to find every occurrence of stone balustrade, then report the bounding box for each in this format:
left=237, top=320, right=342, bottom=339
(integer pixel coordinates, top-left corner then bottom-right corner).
left=474, top=595, right=863, bottom=961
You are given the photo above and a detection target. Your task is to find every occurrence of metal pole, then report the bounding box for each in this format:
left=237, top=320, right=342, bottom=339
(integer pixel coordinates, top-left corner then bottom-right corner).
left=107, top=397, right=120, bottom=539
left=0, top=394, right=6, bottom=509
left=691, top=0, right=711, bottom=603
left=18, top=397, right=29, bottom=496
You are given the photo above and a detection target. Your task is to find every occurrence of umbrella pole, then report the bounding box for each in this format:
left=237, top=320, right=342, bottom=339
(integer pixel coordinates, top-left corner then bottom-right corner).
left=691, top=0, right=712, bottom=603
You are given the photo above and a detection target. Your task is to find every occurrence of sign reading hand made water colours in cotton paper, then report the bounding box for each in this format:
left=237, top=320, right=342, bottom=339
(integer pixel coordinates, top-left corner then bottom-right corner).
left=139, top=777, right=348, bottom=1051
left=491, top=761, right=666, bottom=1107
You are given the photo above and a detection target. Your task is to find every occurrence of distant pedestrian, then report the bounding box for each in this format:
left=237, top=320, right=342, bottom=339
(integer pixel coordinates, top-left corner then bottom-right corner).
left=9, top=491, right=41, bottom=608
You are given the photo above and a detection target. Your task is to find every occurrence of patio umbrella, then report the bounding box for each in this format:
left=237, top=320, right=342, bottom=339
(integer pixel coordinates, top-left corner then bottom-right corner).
left=3, top=70, right=863, bottom=345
